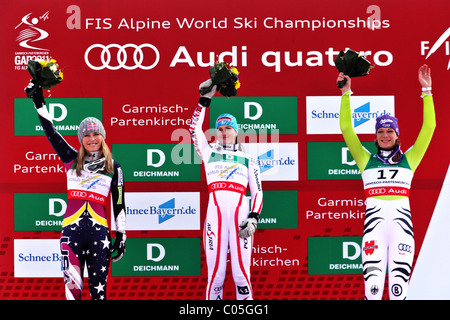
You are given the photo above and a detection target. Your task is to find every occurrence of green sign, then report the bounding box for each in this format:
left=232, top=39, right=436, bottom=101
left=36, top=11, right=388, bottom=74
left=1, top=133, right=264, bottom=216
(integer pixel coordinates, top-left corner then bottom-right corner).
left=14, top=98, right=103, bottom=136
left=308, top=236, right=362, bottom=275
left=257, top=190, right=298, bottom=229
left=14, top=193, right=66, bottom=231
left=112, top=143, right=201, bottom=182
left=112, top=238, right=201, bottom=276
left=209, top=96, right=298, bottom=134
left=307, top=142, right=377, bottom=180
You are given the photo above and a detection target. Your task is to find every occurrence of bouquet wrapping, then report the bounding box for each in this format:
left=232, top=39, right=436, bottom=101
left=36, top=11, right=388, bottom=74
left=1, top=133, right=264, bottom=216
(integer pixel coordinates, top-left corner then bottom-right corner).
left=334, top=49, right=372, bottom=88
left=199, top=62, right=240, bottom=97
left=26, top=59, right=63, bottom=97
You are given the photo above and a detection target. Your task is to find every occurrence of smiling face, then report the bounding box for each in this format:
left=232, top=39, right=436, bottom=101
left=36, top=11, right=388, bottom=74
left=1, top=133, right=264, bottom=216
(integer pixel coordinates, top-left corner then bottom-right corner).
left=82, top=132, right=103, bottom=153
left=216, top=125, right=238, bottom=145
left=376, top=127, right=397, bottom=149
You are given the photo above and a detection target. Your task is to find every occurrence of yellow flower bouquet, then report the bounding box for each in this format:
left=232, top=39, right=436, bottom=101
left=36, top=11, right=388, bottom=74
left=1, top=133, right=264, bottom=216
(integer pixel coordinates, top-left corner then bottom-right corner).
left=27, top=59, right=63, bottom=89
left=199, top=61, right=240, bottom=97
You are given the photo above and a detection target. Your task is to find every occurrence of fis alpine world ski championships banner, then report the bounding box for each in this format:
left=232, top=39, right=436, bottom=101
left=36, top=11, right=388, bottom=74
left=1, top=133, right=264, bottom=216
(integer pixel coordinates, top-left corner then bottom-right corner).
left=0, top=0, right=449, bottom=300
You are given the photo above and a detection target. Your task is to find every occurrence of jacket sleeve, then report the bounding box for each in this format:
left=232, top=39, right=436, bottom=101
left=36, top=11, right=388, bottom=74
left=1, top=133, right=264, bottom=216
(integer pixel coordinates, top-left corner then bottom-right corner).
left=248, top=156, right=263, bottom=215
left=404, top=94, right=436, bottom=172
left=32, top=95, right=78, bottom=164
left=110, top=161, right=126, bottom=232
left=339, top=91, right=371, bottom=173
left=189, top=99, right=212, bottom=162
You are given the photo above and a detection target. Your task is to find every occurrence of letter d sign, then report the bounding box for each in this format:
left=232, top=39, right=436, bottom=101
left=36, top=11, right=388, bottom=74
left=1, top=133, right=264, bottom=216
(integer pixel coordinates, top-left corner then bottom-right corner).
left=48, top=103, right=68, bottom=122
left=49, top=198, right=67, bottom=217
left=147, top=243, right=165, bottom=262
left=343, top=242, right=361, bottom=260
left=147, top=149, right=165, bottom=167
left=342, top=147, right=356, bottom=166
left=244, top=102, right=263, bottom=120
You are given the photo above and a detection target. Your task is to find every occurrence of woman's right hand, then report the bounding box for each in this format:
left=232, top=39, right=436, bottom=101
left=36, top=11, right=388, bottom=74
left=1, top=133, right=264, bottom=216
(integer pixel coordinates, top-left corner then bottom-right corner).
left=25, top=79, right=45, bottom=108
left=337, top=72, right=351, bottom=94
left=199, top=78, right=216, bottom=99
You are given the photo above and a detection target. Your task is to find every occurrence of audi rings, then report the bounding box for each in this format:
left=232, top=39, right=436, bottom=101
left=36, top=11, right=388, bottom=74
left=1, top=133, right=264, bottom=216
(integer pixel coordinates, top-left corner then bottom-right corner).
left=368, top=188, right=386, bottom=196
left=84, top=43, right=160, bottom=70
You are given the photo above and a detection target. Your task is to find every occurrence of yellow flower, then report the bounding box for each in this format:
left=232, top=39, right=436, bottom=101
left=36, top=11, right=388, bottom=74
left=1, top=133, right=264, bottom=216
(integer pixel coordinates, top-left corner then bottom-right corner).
left=37, top=58, right=63, bottom=80
left=235, top=80, right=241, bottom=90
left=231, top=67, right=239, bottom=75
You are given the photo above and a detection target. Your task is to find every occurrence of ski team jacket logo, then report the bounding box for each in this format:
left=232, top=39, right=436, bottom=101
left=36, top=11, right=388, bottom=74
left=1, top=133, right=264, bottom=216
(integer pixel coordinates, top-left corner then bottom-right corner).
left=362, top=155, right=413, bottom=198
left=66, top=162, right=113, bottom=205
left=208, top=181, right=247, bottom=195
left=205, top=152, right=250, bottom=194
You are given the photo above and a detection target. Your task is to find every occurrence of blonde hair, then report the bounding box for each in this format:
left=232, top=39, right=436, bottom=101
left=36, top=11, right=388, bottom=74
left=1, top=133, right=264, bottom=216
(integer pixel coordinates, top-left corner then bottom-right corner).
left=76, top=140, right=114, bottom=176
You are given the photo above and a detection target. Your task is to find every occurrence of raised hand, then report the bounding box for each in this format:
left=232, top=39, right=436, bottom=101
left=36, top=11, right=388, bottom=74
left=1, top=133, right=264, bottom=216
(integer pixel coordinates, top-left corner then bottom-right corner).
left=418, top=64, right=432, bottom=93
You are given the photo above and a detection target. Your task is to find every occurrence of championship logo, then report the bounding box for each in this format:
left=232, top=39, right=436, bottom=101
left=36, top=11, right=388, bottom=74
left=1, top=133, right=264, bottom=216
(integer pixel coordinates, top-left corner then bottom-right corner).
left=14, top=11, right=51, bottom=71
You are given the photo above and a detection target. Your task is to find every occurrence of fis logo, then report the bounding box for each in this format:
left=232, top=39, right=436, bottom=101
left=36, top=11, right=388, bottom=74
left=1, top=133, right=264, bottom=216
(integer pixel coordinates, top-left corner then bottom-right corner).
left=15, top=11, right=50, bottom=50
left=421, top=27, right=450, bottom=70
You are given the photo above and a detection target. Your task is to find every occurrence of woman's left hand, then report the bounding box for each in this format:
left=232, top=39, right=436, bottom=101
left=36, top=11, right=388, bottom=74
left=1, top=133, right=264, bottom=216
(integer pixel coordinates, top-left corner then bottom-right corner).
left=418, top=64, right=432, bottom=90
left=111, top=231, right=126, bottom=262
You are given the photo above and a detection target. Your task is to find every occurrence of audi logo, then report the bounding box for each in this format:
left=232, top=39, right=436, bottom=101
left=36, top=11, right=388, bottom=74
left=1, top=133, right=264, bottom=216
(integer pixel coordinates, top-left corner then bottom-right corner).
left=210, top=182, right=227, bottom=189
left=84, top=43, right=160, bottom=70
left=398, top=243, right=412, bottom=253
left=368, top=188, right=386, bottom=195
left=70, top=191, right=87, bottom=197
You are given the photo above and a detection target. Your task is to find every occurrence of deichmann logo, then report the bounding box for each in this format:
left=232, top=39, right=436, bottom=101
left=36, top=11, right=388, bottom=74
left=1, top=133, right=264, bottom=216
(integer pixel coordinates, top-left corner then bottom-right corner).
left=307, top=142, right=377, bottom=180
left=306, top=95, right=395, bottom=134
left=308, top=236, right=363, bottom=275
left=119, top=192, right=200, bottom=230
left=147, top=149, right=165, bottom=167
left=112, top=238, right=200, bottom=276
left=112, top=144, right=200, bottom=182
left=147, top=243, right=165, bottom=262
left=14, top=193, right=67, bottom=231
left=14, top=98, right=103, bottom=136
left=209, top=96, right=298, bottom=134
left=250, top=190, right=298, bottom=229
left=84, top=43, right=160, bottom=70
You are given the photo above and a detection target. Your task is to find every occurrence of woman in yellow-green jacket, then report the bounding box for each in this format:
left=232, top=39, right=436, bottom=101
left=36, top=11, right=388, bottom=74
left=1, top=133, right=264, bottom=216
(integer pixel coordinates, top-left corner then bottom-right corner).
left=338, top=65, right=435, bottom=299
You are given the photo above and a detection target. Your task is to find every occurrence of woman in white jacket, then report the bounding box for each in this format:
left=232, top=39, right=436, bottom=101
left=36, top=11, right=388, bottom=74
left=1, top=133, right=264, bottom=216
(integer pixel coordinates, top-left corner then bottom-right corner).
left=189, top=79, right=263, bottom=300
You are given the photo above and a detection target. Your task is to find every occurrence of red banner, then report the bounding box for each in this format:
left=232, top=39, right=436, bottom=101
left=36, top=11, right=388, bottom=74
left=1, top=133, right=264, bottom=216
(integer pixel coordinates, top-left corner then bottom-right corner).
left=1, top=0, right=449, bottom=301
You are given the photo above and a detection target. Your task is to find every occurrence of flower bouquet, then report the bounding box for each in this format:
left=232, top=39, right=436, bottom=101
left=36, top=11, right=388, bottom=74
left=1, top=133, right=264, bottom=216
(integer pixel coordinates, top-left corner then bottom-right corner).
left=26, top=59, right=63, bottom=97
left=334, top=49, right=372, bottom=88
left=199, top=61, right=240, bottom=97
